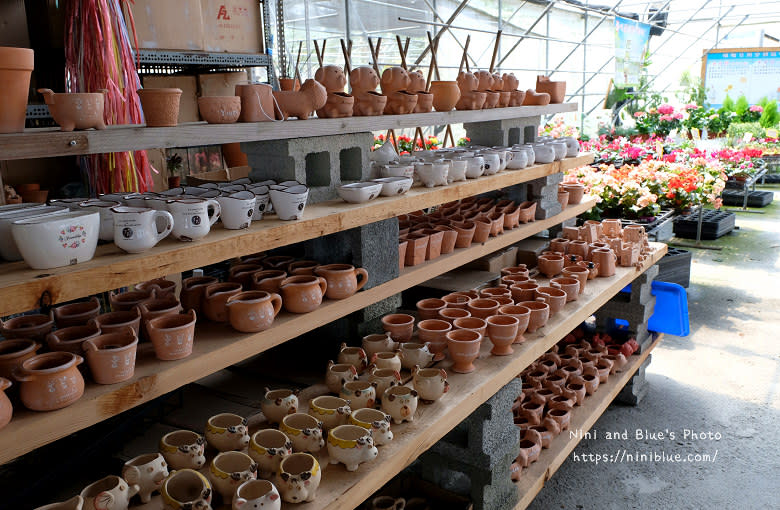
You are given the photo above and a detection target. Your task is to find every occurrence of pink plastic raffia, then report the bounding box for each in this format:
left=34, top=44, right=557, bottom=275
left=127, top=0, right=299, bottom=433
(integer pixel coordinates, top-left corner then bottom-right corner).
left=65, top=0, right=153, bottom=194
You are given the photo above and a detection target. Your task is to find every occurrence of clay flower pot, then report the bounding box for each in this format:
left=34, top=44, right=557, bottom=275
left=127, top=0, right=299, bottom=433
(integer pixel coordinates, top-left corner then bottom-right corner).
left=279, top=275, right=328, bottom=314
left=453, top=316, right=487, bottom=337
left=398, top=241, right=408, bottom=271
left=438, top=308, right=470, bottom=325
left=276, top=453, right=321, bottom=503
left=591, top=248, right=617, bottom=277
left=441, top=293, right=471, bottom=310
left=52, top=297, right=101, bottom=328
left=138, top=88, right=182, bottom=127
left=516, top=301, right=549, bottom=334
left=558, top=189, right=570, bottom=208
left=251, top=269, right=288, bottom=294
left=536, top=286, right=567, bottom=315
left=497, top=304, right=530, bottom=344
left=179, top=275, right=219, bottom=315
left=209, top=451, right=259, bottom=503
left=109, top=288, right=156, bottom=312
left=350, top=66, right=387, bottom=116
left=537, top=253, right=565, bottom=278
left=0, top=377, right=12, bottom=430
left=147, top=310, right=197, bottom=361
left=446, top=329, right=482, bottom=374
left=0, top=46, right=34, bottom=134
left=416, top=298, right=447, bottom=321
left=0, top=338, right=40, bottom=380
left=138, top=296, right=183, bottom=340
left=563, top=183, right=585, bottom=204
left=381, top=313, right=415, bottom=343
left=413, top=91, right=434, bottom=113
left=467, top=298, right=500, bottom=319
left=404, top=234, right=429, bottom=266
left=229, top=263, right=264, bottom=288
left=14, top=352, right=85, bottom=411
left=90, top=308, right=141, bottom=338
left=226, top=291, right=282, bottom=333
left=472, top=217, right=492, bottom=244
left=522, top=89, right=551, bottom=105
left=279, top=78, right=300, bottom=91
left=203, top=282, right=243, bottom=322
left=39, top=88, right=107, bottom=132
left=480, top=287, right=511, bottom=300
left=316, top=264, right=369, bottom=300
left=536, top=76, right=566, bottom=103
left=0, top=311, right=55, bottom=341
left=486, top=315, right=519, bottom=355
left=452, top=221, right=476, bottom=248
left=429, top=81, right=461, bottom=111
left=416, top=319, right=452, bottom=361
left=198, top=96, right=241, bottom=124
left=235, top=83, right=275, bottom=122
left=46, top=323, right=101, bottom=356
left=83, top=327, right=138, bottom=384
left=455, top=71, right=486, bottom=110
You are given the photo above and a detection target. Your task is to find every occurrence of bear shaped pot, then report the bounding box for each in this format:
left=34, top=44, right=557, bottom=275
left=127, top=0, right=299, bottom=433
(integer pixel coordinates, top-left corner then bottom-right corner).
left=314, top=64, right=354, bottom=118
left=380, top=66, right=418, bottom=114
left=350, top=66, right=387, bottom=116
left=455, top=71, right=487, bottom=110
left=408, top=70, right=433, bottom=113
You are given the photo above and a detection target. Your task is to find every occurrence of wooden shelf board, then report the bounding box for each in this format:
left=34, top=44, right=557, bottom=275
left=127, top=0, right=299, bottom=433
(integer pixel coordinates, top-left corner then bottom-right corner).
left=513, top=333, right=663, bottom=510
left=0, top=154, right=593, bottom=316
left=0, top=198, right=595, bottom=465
left=278, top=248, right=667, bottom=510
left=0, top=104, right=576, bottom=160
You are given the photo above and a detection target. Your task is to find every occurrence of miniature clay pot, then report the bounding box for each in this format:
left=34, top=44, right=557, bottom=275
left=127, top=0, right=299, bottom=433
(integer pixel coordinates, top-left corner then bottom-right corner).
left=229, top=263, right=264, bottom=289
left=362, top=332, right=397, bottom=359
left=577, top=260, right=600, bottom=279
left=480, top=287, right=512, bottom=300
left=446, top=329, right=482, bottom=374
left=339, top=380, right=377, bottom=410
left=522, top=89, right=551, bottom=105
left=281, top=413, right=325, bottom=453
left=486, top=315, right=520, bottom=355
left=453, top=317, right=487, bottom=338
left=121, top=453, right=169, bottom=504
left=370, top=351, right=402, bottom=373
left=43, top=323, right=99, bottom=356
left=516, top=301, right=549, bottom=334
left=233, top=479, right=282, bottom=510
left=429, top=80, right=461, bottom=111
left=83, top=327, right=138, bottom=384
left=279, top=275, right=327, bottom=314
left=327, top=424, right=378, bottom=472
left=276, top=453, right=321, bottom=503
left=510, top=281, right=538, bottom=303
left=547, top=407, right=571, bottom=431
left=236, top=83, right=275, bottom=122
left=37, top=88, right=107, bottom=131
left=591, top=248, right=617, bottom=277
left=604, top=352, right=628, bottom=373
left=416, top=319, right=451, bottom=361
left=203, top=282, right=243, bottom=322
left=53, top=297, right=101, bottom=328
left=455, top=71, right=486, bottom=110
left=472, top=217, right=492, bottom=244
left=209, top=451, right=258, bottom=504
left=411, top=366, right=449, bottom=404
left=399, top=342, right=435, bottom=370
left=159, top=430, right=207, bottom=470
left=337, top=343, right=369, bottom=373
left=549, top=237, right=569, bottom=254
left=80, top=475, right=139, bottom=510
left=0, top=312, right=54, bottom=341
left=381, top=385, right=418, bottom=424
left=251, top=270, right=288, bottom=294
left=287, top=260, right=321, bottom=276
left=381, top=313, right=415, bottom=343
left=273, top=79, right=328, bottom=120
left=262, top=255, right=295, bottom=270
left=225, top=290, right=282, bottom=333
left=596, top=357, right=613, bottom=383
left=502, top=265, right=530, bottom=278
left=179, top=276, right=219, bottom=316
left=404, top=233, right=428, bottom=266
left=206, top=412, right=250, bottom=451
left=483, top=91, right=500, bottom=109
left=0, top=377, right=12, bottom=430
left=147, top=310, right=197, bottom=361
left=109, top=288, right=156, bottom=312
left=315, top=264, right=368, bottom=300
left=416, top=298, right=447, bottom=321
left=452, top=221, right=476, bottom=248
left=0, top=46, right=34, bottom=133
left=138, top=88, right=182, bottom=127
left=160, top=469, right=212, bottom=509
left=563, top=183, right=585, bottom=204
left=0, top=338, right=41, bottom=381
left=497, top=304, right=531, bottom=344
left=326, top=360, right=359, bottom=394
left=537, top=253, right=565, bottom=278
left=368, top=367, right=402, bottom=402
left=198, top=96, right=241, bottom=124
left=14, top=352, right=85, bottom=411
left=398, top=240, right=408, bottom=270
left=536, top=76, right=566, bottom=103
left=438, top=308, right=471, bottom=326
left=467, top=298, right=500, bottom=319
left=413, top=91, right=434, bottom=113
left=550, top=277, right=580, bottom=302
left=441, top=292, right=471, bottom=310
left=308, top=395, right=352, bottom=431
left=138, top=297, right=183, bottom=340
left=89, top=308, right=141, bottom=338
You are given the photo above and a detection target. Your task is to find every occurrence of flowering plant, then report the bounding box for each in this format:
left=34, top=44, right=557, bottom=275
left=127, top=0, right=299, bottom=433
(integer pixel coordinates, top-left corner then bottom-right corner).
left=539, top=115, right=580, bottom=139
left=373, top=134, right=440, bottom=154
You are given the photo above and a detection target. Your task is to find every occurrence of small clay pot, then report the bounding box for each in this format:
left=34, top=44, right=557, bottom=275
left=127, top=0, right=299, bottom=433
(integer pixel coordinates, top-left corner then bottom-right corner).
left=46, top=323, right=101, bottom=355
left=429, top=80, right=461, bottom=111
left=39, top=89, right=107, bottom=131
left=316, top=264, right=369, bottom=300
left=203, top=282, right=243, bottom=322
left=0, top=378, right=11, bottom=431
left=520, top=400, right=544, bottom=425
left=438, top=307, right=471, bottom=325
left=381, top=313, right=415, bottom=343
left=229, top=263, right=265, bottom=289
left=497, top=304, right=530, bottom=343
left=563, top=183, right=585, bottom=204
left=510, top=281, right=539, bottom=303
left=83, top=327, right=138, bottom=384
left=90, top=308, right=141, bottom=338
left=0, top=312, right=54, bottom=341
left=14, top=352, right=85, bottom=411
left=337, top=343, right=369, bottom=373
left=522, top=89, right=551, bottom=105
left=251, top=270, right=288, bottom=294
left=287, top=260, right=320, bottom=276
left=604, top=352, right=628, bottom=373
left=225, top=291, right=283, bottom=333
left=536, top=76, right=566, bottom=103
left=453, top=317, right=487, bottom=338
left=486, top=315, right=519, bottom=356
left=558, top=189, right=570, bottom=208
left=416, top=298, right=447, bottom=321
left=549, top=237, right=569, bottom=254
left=138, top=88, right=182, bottom=127
left=501, top=265, right=530, bottom=278
left=467, top=298, right=500, bottom=319
left=441, top=293, right=471, bottom=310
left=577, top=260, right=600, bottom=279
left=138, top=297, right=183, bottom=340
left=398, top=241, right=408, bottom=271
left=135, top=278, right=177, bottom=298
left=537, top=254, right=565, bottom=278
left=563, top=381, right=586, bottom=405
left=179, top=276, right=219, bottom=316
left=147, top=310, right=197, bottom=361
left=547, top=407, right=571, bottom=431
left=0, top=339, right=41, bottom=380
left=279, top=275, right=328, bottom=314
left=548, top=394, right=574, bottom=411
left=53, top=297, right=101, bottom=327
left=591, top=248, right=617, bottom=277
left=262, top=255, right=295, bottom=271
left=109, top=288, right=156, bottom=312
left=472, top=217, right=492, bottom=244
left=516, top=301, right=549, bottom=334
left=413, top=91, right=434, bottom=113
left=550, top=277, right=580, bottom=303
left=198, top=96, right=241, bottom=124
left=446, top=329, right=482, bottom=374
left=480, top=287, right=511, bottom=300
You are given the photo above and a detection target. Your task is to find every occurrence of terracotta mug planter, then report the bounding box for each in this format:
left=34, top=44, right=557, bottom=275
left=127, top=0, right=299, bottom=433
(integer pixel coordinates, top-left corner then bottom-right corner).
left=441, top=293, right=471, bottom=309
left=591, top=248, right=617, bottom=277
left=446, top=329, right=482, bottom=374
left=0, top=312, right=54, bottom=341
left=315, top=264, right=369, bottom=300
left=46, top=323, right=101, bottom=355
left=429, top=80, right=461, bottom=111
left=147, top=310, right=197, bottom=361
left=109, top=288, right=155, bottom=312
left=279, top=275, right=328, bottom=313
left=53, top=297, right=101, bottom=327
left=516, top=301, right=549, bottom=333
left=577, top=260, right=600, bottom=279
left=203, top=282, right=243, bottom=322
left=561, top=266, right=589, bottom=294
left=138, top=88, right=182, bottom=127
left=90, top=308, right=141, bottom=338
left=0, top=46, right=34, bottom=134
left=225, top=291, right=283, bottom=332
left=497, top=304, right=531, bottom=343
left=138, top=297, right=183, bottom=340
left=229, top=263, right=264, bottom=289
left=179, top=275, right=219, bottom=315
left=486, top=315, right=519, bottom=355
left=252, top=269, right=288, bottom=294
left=0, top=338, right=40, bottom=381
left=535, top=286, right=567, bottom=314
left=416, top=298, right=447, bottom=321
left=567, top=240, right=589, bottom=260
left=39, top=88, right=107, bottom=131
left=550, top=277, right=580, bottom=302
left=537, top=254, right=565, bottom=278
left=381, top=313, right=415, bottom=343
left=510, top=281, right=539, bottom=303
left=501, top=274, right=530, bottom=288
left=14, top=352, right=85, bottom=411
left=83, top=327, right=138, bottom=384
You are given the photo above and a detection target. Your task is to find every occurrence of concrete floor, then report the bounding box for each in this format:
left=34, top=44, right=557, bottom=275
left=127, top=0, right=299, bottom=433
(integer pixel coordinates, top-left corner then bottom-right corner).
left=529, top=186, right=780, bottom=509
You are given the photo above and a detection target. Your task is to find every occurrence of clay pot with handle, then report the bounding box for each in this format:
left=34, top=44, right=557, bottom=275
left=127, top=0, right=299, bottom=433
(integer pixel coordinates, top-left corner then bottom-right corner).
left=14, top=352, right=85, bottom=411
left=179, top=275, right=219, bottom=316
left=0, top=377, right=12, bottom=431
left=279, top=275, right=328, bottom=313
left=147, top=310, right=197, bottom=361
left=38, top=88, right=107, bottom=131
left=203, top=282, right=243, bottom=322
left=591, top=248, right=617, bottom=277
left=0, top=338, right=40, bottom=380
left=83, top=327, right=138, bottom=384
left=53, top=297, right=101, bottom=327
left=225, top=290, right=283, bottom=332
left=315, top=264, right=368, bottom=300
left=0, top=311, right=54, bottom=341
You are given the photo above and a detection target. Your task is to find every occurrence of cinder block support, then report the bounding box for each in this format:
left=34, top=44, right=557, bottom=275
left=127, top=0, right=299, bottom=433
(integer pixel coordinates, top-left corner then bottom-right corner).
left=242, top=132, right=374, bottom=203
left=617, top=354, right=652, bottom=405
left=595, top=264, right=658, bottom=351
left=464, top=116, right=541, bottom=147
left=526, top=173, right=563, bottom=219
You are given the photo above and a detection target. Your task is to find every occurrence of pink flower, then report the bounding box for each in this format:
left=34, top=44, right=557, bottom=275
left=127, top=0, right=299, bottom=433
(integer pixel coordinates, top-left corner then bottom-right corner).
left=658, top=104, right=675, bottom=115
left=634, top=111, right=647, bottom=118
left=750, top=105, right=763, bottom=113
left=684, top=104, right=699, bottom=110
left=673, top=112, right=684, bottom=120
left=659, top=114, right=674, bottom=122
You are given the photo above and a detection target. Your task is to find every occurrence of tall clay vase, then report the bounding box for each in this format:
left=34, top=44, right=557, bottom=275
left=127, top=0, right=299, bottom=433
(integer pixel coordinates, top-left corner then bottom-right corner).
left=236, top=83, right=276, bottom=122
left=0, top=377, right=12, bottom=431
left=0, top=47, right=34, bottom=133
left=138, top=88, right=182, bottom=127
left=429, top=81, right=461, bottom=112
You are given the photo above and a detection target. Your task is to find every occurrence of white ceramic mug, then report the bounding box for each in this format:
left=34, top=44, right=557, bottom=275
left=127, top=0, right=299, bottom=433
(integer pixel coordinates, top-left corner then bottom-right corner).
left=481, top=152, right=501, bottom=175
left=463, top=156, right=485, bottom=179
left=217, top=190, right=256, bottom=230
left=167, top=198, right=221, bottom=241
left=111, top=206, right=173, bottom=253
left=79, top=199, right=120, bottom=241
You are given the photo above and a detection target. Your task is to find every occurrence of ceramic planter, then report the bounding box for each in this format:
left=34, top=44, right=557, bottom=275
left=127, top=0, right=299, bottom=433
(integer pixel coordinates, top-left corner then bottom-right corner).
left=209, top=451, right=258, bottom=504
left=236, top=83, right=275, bottom=122
left=0, top=312, right=54, bottom=341
left=38, top=88, right=107, bottom=132
left=159, top=430, right=206, bottom=470
left=80, top=475, right=138, bottom=510
left=337, top=181, right=383, bottom=203
left=81, top=328, right=138, bottom=384
left=381, top=385, right=418, bottom=424
left=269, top=185, right=309, bottom=221
left=90, top=309, right=141, bottom=338
left=362, top=332, right=397, bottom=359
left=273, top=79, right=327, bottom=120
left=455, top=71, right=486, bottom=110
left=535, top=286, right=567, bottom=315
left=399, top=342, right=434, bottom=370
left=203, top=282, right=242, bottom=322
left=147, top=310, right=197, bottom=361
left=412, top=366, right=449, bottom=403
left=167, top=197, right=221, bottom=241
left=111, top=206, right=173, bottom=254
left=138, top=88, right=182, bottom=127
left=538, top=254, right=565, bottom=278
left=327, top=424, right=378, bottom=472
left=404, top=233, right=429, bottom=266
left=591, top=248, right=617, bottom=277
left=109, top=289, right=155, bottom=313
left=11, top=210, right=99, bottom=269
left=416, top=319, right=451, bottom=362
left=351, top=66, right=387, bottom=116
left=486, top=315, right=519, bottom=355
left=337, top=343, right=369, bottom=373
left=370, top=351, right=402, bottom=372
left=217, top=191, right=256, bottom=230
left=160, top=468, right=212, bottom=510
left=429, top=80, right=461, bottom=111
left=381, top=313, right=415, bottom=343
left=467, top=298, right=500, bottom=319
left=281, top=413, right=325, bottom=453
left=279, top=275, right=327, bottom=313
left=368, top=367, right=402, bottom=400
left=438, top=307, right=471, bottom=324
left=15, top=352, right=85, bottom=411
left=536, top=76, right=566, bottom=103
left=0, top=47, right=34, bottom=134
left=315, top=264, right=369, bottom=300
left=413, top=90, right=433, bottom=113
left=234, top=480, right=282, bottom=510
left=180, top=276, right=219, bottom=315
left=138, top=297, right=183, bottom=340
left=416, top=297, right=447, bottom=320
left=120, top=454, right=169, bottom=504
left=276, top=453, right=321, bottom=503
left=452, top=221, right=476, bottom=248
left=49, top=297, right=100, bottom=329
left=325, top=361, right=359, bottom=394
left=308, top=395, right=351, bottom=431
left=198, top=96, right=241, bottom=124
left=225, top=290, right=282, bottom=332
left=550, top=276, right=580, bottom=302
left=252, top=270, right=288, bottom=294
left=446, top=329, right=482, bottom=373
left=414, top=162, right=449, bottom=188
left=0, top=338, right=40, bottom=381
left=287, top=260, right=320, bottom=276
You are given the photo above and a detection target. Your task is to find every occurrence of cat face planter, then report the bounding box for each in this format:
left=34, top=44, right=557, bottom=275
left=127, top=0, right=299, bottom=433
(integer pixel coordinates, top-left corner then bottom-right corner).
left=276, top=453, right=321, bottom=504
left=159, top=430, right=207, bottom=470
left=327, top=424, right=378, bottom=472
left=205, top=413, right=250, bottom=452
left=122, top=453, right=169, bottom=503
left=261, top=388, right=300, bottom=424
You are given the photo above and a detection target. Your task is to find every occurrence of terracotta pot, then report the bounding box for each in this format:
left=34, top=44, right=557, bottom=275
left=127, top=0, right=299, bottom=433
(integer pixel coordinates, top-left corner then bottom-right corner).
left=288, top=260, right=321, bottom=276
left=445, top=329, right=481, bottom=374
left=0, top=311, right=54, bottom=341
left=563, top=183, right=585, bottom=204
left=51, top=297, right=100, bottom=328
left=147, top=310, right=197, bottom=361
left=279, top=275, right=328, bottom=313
left=497, top=304, right=531, bottom=343
left=437, top=308, right=471, bottom=326
left=480, top=287, right=511, bottom=300
left=413, top=91, right=433, bottom=113
left=316, top=264, right=369, bottom=300
left=251, top=269, right=288, bottom=294
left=549, top=237, right=569, bottom=254
left=0, top=338, right=41, bottom=381
left=550, top=277, right=580, bottom=302
left=535, top=286, right=567, bottom=315
left=472, top=217, right=492, bottom=244
left=137, top=296, right=183, bottom=340
left=235, top=83, right=276, bottom=122
left=557, top=189, right=570, bottom=208
left=398, top=241, right=408, bottom=271
left=273, top=79, right=328, bottom=120
left=591, top=248, right=617, bottom=277
left=441, top=293, right=471, bottom=310
left=138, top=88, right=182, bottom=127
left=262, top=255, right=294, bottom=270
left=198, top=95, right=241, bottom=124
left=179, top=276, right=219, bottom=315
left=46, top=323, right=101, bottom=355
left=516, top=301, right=549, bottom=333
left=561, top=266, right=589, bottom=294
left=537, top=254, right=565, bottom=278
left=0, top=47, right=34, bottom=134
left=90, top=308, right=141, bottom=338
left=416, top=298, right=447, bottom=321
left=467, top=298, right=500, bottom=319
left=14, top=352, right=84, bottom=411
left=417, top=229, right=444, bottom=260
left=536, top=76, right=566, bottom=103
left=416, top=319, right=452, bottom=361
left=510, top=281, right=539, bottom=302
left=203, top=282, right=243, bottom=322
left=225, top=291, right=282, bottom=333
left=483, top=91, right=500, bottom=109
left=279, top=78, right=300, bottom=91
left=452, top=221, right=476, bottom=248
left=109, top=288, right=156, bottom=312
left=429, top=81, right=461, bottom=111
left=485, top=315, right=519, bottom=355
left=229, top=263, right=265, bottom=289
left=501, top=265, right=530, bottom=278
left=39, top=88, right=107, bottom=131
left=0, top=377, right=11, bottom=430
left=381, top=313, right=415, bottom=343
left=404, top=234, right=429, bottom=266
left=452, top=317, right=487, bottom=338
left=83, top=327, right=138, bottom=384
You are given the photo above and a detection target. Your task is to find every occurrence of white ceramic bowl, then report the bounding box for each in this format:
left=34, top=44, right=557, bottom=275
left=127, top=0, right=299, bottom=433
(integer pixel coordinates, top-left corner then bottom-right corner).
left=11, top=210, right=99, bottom=269
left=372, top=177, right=413, bottom=196
left=378, top=163, right=415, bottom=179
left=337, top=182, right=384, bottom=203
left=0, top=205, right=69, bottom=261
left=269, top=185, right=309, bottom=221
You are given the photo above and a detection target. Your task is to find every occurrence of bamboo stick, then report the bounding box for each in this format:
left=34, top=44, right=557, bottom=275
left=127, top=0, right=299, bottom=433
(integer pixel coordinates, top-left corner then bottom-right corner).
left=340, top=39, right=352, bottom=75
left=489, top=30, right=502, bottom=73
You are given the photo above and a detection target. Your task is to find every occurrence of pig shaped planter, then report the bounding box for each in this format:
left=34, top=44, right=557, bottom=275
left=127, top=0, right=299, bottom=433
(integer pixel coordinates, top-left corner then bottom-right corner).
left=281, top=413, right=326, bottom=453
left=233, top=480, right=281, bottom=510
left=455, top=71, right=486, bottom=110
left=159, top=430, right=207, bottom=470
left=208, top=451, right=258, bottom=505
left=261, top=388, right=300, bottom=424
left=205, top=413, right=250, bottom=452
left=475, top=71, right=500, bottom=109
left=80, top=476, right=139, bottom=510
left=160, top=469, right=213, bottom=510
left=327, top=425, right=379, bottom=472
left=350, top=66, right=387, bottom=116
left=122, top=453, right=169, bottom=503
left=276, top=453, right=321, bottom=504
left=381, top=386, right=418, bottom=424
left=314, top=65, right=354, bottom=118
left=349, top=408, right=394, bottom=446
left=380, top=66, right=418, bottom=115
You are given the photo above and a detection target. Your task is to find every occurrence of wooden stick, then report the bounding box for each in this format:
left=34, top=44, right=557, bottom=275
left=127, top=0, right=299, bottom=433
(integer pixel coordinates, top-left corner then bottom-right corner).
left=427, top=32, right=440, bottom=81
left=295, top=41, right=303, bottom=73
left=444, top=125, right=456, bottom=148
left=368, top=37, right=380, bottom=76
left=489, top=30, right=502, bottom=73
left=413, top=127, right=425, bottom=152
left=386, top=129, right=397, bottom=151
left=340, top=39, right=352, bottom=75
left=426, top=55, right=435, bottom=92
left=459, top=34, right=471, bottom=74
left=313, top=40, right=323, bottom=67
left=396, top=35, right=408, bottom=70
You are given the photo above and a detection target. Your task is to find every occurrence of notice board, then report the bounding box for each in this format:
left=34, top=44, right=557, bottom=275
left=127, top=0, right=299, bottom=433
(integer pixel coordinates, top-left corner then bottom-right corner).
left=702, top=47, right=780, bottom=108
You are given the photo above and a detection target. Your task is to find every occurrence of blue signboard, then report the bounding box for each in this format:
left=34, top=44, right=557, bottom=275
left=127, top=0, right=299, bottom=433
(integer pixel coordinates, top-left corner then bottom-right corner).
left=703, top=49, right=780, bottom=108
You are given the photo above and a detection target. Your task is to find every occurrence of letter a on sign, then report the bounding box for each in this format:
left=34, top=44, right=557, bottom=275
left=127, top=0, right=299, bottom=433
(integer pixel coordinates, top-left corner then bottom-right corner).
left=218, top=5, right=231, bottom=19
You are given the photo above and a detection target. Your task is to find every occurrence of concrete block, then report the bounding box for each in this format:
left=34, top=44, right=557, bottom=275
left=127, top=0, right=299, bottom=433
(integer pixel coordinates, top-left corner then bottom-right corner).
left=595, top=295, right=656, bottom=331
left=617, top=354, right=651, bottom=405
left=243, top=132, right=374, bottom=203
left=527, top=173, right=563, bottom=198
left=534, top=198, right=563, bottom=219
left=464, top=116, right=541, bottom=147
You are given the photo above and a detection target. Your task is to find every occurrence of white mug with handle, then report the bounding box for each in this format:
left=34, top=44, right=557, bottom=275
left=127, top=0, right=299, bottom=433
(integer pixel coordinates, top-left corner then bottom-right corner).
left=167, top=198, right=221, bottom=241
left=111, top=206, right=173, bottom=253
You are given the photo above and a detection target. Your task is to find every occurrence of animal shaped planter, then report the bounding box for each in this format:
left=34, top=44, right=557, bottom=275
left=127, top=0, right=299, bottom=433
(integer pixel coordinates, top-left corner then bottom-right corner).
left=233, top=480, right=281, bottom=510
left=39, top=89, right=107, bottom=131
left=160, top=469, right=213, bottom=510
left=522, top=90, right=551, bottom=105
left=536, top=75, right=566, bottom=103
left=249, top=429, right=292, bottom=480
left=380, top=66, right=418, bottom=114
left=273, top=79, right=327, bottom=120
left=412, top=366, right=449, bottom=403
left=209, top=451, right=258, bottom=504
left=122, top=453, right=169, bottom=503
left=381, top=385, right=418, bottom=424
left=475, top=71, right=500, bottom=109
left=281, top=413, right=325, bottom=453
left=276, top=453, right=321, bottom=504
left=327, top=424, right=378, bottom=472
left=159, top=430, right=206, bottom=470
left=350, top=66, right=387, bottom=116
left=262, top=388, right=300, bottom=424
left=348, top=408, right=394, bottom=446
left=314, top=65, right=354, bottom=118
left=408, top=70, right=433, bottom=113
left=80, top=476, right=138, bottom=510
left=501, top=73, right=526, bottom=106
left=205, top=413, right=250, bottom=452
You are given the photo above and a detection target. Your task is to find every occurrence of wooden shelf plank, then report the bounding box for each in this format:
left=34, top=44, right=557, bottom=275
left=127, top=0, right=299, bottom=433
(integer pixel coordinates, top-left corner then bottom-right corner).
left=513, top=334, right=663, bottom=510
left=276, top=247, right=667, bottom=510
left=0, top=198, right=595, bottom=465
left=0, top=154, right=593, bottom=316
left=0, top=104, right=576, bottom=160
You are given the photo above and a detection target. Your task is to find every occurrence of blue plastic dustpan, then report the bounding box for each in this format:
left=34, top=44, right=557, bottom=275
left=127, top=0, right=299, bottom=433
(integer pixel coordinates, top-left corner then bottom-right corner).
left=648, top=281, right=689, bottom=336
